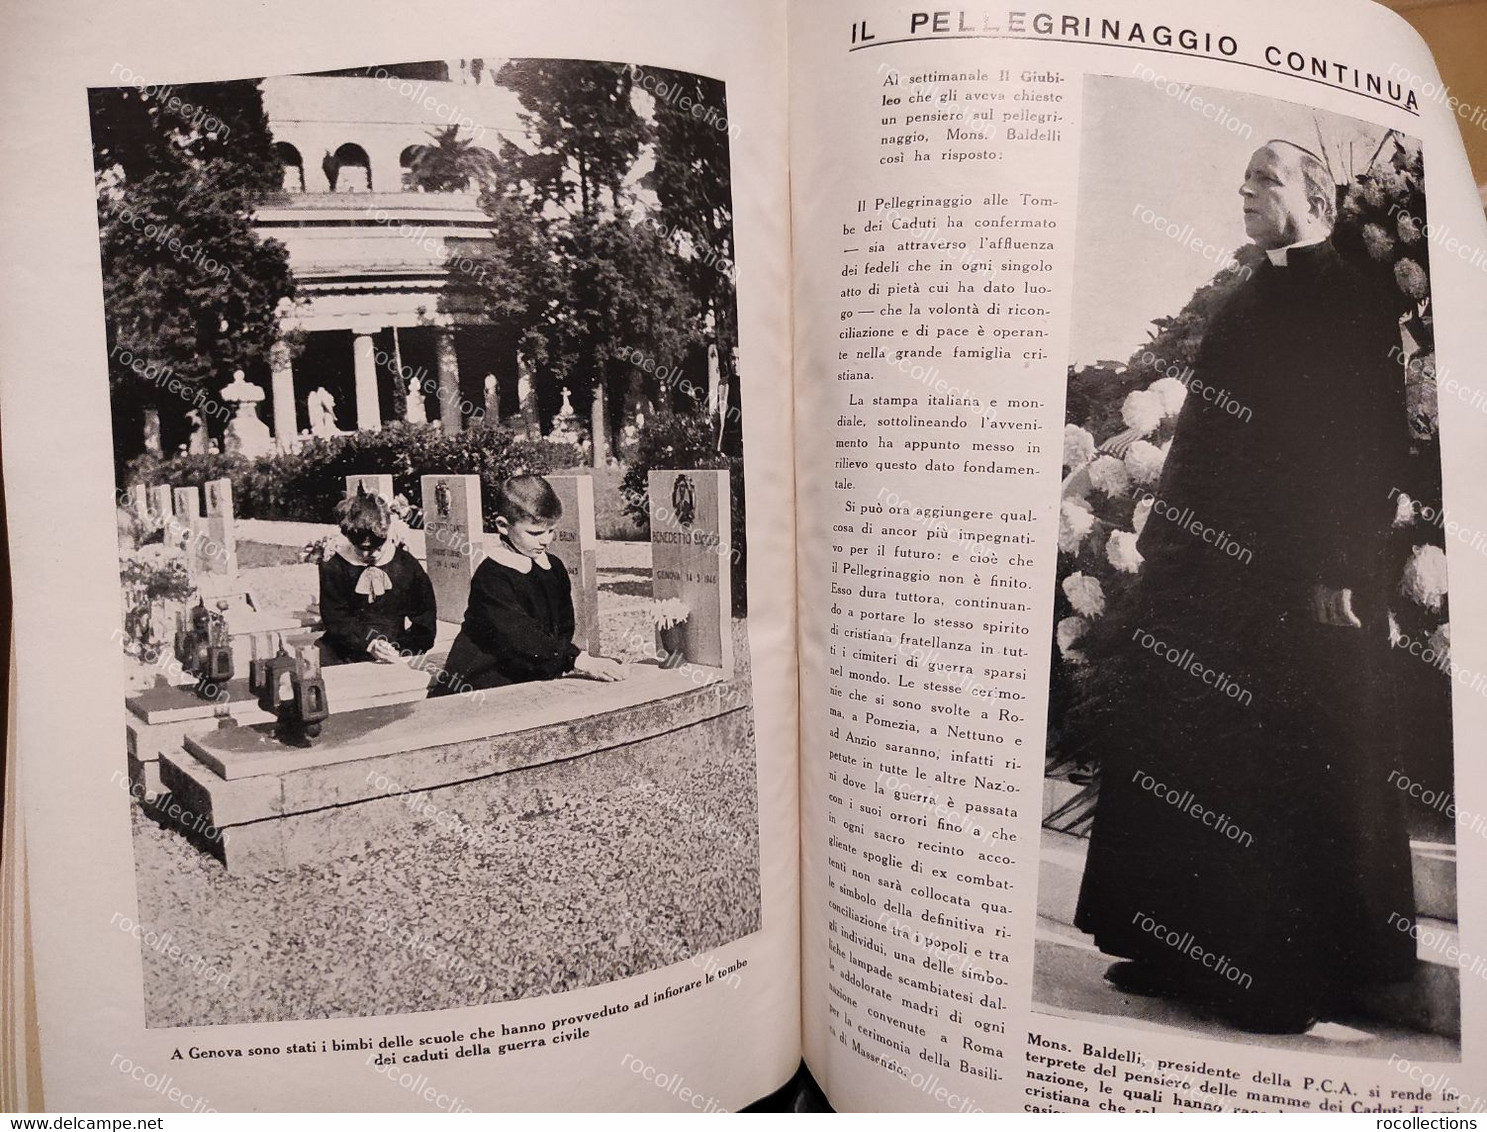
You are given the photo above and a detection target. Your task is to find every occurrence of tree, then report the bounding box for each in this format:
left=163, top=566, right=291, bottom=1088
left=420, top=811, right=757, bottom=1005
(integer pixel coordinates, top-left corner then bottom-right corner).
left=407, top=125, right=496, bottom=193
left=642, top=68, right=740, bottom=453
left=457, top=59, right=698, bottom=464
left=90, top=79, right=296, bottom=473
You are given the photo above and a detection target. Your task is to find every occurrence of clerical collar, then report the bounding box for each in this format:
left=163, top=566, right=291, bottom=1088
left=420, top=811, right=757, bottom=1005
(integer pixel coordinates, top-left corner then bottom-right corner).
left=1266, top=237, right=1328, bottom=267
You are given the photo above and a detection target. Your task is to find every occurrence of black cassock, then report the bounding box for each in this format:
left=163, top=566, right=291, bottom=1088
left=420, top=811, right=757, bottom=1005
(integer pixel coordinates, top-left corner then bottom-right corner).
left=1074, top=240, right=1417, bottom=1010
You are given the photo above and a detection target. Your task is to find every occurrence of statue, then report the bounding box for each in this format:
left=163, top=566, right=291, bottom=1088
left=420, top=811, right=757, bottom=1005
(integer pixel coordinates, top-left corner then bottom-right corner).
left=219, top=370, right=273, bottom=457
left=307, top=386, right=339, bottom=436
left=404, top=373, right=426, bottom=424
left=483, top=373, right=499, bottom=424
left=186, top=408, right=209, bottom=455
left=517, top=354, right=537, bottom=440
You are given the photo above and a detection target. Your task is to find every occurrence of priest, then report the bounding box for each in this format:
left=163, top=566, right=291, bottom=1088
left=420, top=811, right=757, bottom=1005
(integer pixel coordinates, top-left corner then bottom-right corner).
left=1073, top=140, right=1416, bottom=1033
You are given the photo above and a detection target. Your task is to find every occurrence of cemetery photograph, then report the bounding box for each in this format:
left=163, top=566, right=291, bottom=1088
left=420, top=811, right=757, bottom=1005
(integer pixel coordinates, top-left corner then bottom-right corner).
left=94, top=57, right=758, bottom=1025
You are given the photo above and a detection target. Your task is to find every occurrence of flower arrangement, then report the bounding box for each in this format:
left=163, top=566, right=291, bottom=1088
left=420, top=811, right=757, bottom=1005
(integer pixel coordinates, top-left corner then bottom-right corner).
left=118, top=544, right=195, bottom=653
left=650, top=597, right=692, bottom=669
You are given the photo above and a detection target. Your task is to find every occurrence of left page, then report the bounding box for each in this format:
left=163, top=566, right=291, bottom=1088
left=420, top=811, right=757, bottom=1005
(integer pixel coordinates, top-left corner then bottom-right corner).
left=0, top=0, right=798, bottom=1112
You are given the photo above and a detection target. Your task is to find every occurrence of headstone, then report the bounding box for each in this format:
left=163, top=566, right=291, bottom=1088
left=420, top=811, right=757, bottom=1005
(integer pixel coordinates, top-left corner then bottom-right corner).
left=420, top=474, right=483, bottom=623
left=547, top=475, right=599, bottom=656
left=345, top=474, right=395, bottom=503
left=124, top=484, right=149, bottom=524
left=200, top=478, right=238, bottom=577
left=148, top=484, right=174, bottom=525
left=648, top=469, right=733, bottom=674
left=170, top=486, right=202, bottom=563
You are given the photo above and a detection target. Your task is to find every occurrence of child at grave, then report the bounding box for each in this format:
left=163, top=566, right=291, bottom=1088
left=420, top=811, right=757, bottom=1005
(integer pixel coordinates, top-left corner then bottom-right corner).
left=318, top=491, right=438, bottom=665
left=433, top=474, right=623, bottom=694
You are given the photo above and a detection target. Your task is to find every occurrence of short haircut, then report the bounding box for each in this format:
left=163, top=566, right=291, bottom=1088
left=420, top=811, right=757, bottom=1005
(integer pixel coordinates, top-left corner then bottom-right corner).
left=495, top=474, right=563, bottom=525
left=1267, top=139, right=1336, bottom=228
left=336, top=490, right=391, bottom=544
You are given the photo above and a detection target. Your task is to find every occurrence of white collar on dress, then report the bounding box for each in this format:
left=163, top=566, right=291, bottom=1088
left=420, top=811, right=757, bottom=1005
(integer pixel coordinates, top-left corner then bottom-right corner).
left=485, top=537, right=551, bottom=574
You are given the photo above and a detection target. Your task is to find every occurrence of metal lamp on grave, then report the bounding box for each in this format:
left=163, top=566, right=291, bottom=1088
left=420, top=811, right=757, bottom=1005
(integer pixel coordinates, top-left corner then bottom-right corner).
left=173, top=597, right=234, bottom=697
left=256, top=640, right=329, bottom=744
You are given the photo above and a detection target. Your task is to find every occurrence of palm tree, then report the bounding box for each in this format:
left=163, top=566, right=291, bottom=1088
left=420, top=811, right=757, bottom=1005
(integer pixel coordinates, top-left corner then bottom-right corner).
left=407, top=126, right=494, bottom=193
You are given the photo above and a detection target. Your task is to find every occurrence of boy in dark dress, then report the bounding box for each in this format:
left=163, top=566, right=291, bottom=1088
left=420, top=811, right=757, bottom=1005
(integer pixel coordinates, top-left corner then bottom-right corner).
left=433, top=475, right=624, bottom=694
left=318, top=492, right=438, bottom=665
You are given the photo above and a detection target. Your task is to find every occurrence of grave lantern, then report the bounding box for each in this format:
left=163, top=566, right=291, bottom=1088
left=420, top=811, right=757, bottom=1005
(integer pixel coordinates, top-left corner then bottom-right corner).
left=173, top=597, right=233, bottom=697
left=256, top=640, right=330, bottom=744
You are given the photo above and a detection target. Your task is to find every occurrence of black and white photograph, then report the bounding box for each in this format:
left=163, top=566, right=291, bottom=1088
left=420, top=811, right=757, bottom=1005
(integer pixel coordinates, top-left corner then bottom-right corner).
left=97, top=57, right=759, bottom=1026
left=1036, top=73, right=1459, bottom=1061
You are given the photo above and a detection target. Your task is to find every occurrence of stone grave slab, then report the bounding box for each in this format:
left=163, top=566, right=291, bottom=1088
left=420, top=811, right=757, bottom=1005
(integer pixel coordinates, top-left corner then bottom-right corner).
left=126, top=655, right=439, bottom=798
left=421, top=474, right=483, bottom=623
left=200, top=477, right=238, bottom=578
left=160, top=663, right=741, bottom=873
left=649, top=469, right=734, bottom=675
left=547, top=474, right=599, bottom=656
left=345, top=474, right=395, bottom=502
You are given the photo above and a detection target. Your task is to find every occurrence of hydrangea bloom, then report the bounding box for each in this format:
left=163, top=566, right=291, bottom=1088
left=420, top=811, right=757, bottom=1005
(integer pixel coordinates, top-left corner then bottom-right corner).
left=1397, top=211, right=1422, bottom=243
left=1056, top=616, right=1090, bottom=664
left=1106, top=529, right=1145, bottom=574
left=1395, top=258, right=1429, bottom=301
left=1426, top=622, right=1451, bottom=671
left=1062, top=572, right=1106, bottom=618
left=1063, top=423, right=1096, bottom=470
left=1088, top=454, right=1131, bottom=497
left=1123, top=439, right=1166, bottom=487
left=1121, top=389, right=1164, bottom=434
left=1400, top=544, right=1449, bottom=611
left=1393, top=492, right=1415, bottom=528
left=1059, top=499, right=1096, bottom=555
left=1148, top=377, right=1188, bottom=418
left=1361, top=222, right=1395, bottom=262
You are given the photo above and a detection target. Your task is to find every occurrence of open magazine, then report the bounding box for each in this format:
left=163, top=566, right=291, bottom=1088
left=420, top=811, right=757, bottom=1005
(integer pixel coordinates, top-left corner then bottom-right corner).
left=3, top=0, right=1486, bottom=1114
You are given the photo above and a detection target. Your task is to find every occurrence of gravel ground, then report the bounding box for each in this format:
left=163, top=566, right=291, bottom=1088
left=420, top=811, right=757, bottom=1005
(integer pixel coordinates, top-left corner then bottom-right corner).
left=128, top=544, right=762, bottom=1026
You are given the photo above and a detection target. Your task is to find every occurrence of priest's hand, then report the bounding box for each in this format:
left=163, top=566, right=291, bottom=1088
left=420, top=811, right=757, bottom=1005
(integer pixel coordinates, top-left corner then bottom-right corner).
left=1309, top=585, right=1362, bottom=629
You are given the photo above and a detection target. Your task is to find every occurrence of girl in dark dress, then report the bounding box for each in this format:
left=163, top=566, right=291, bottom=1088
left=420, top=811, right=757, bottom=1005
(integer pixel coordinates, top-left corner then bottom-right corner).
left=318, top=492, right=438, bottom=665
left=432, top=475, right=624, bottom=695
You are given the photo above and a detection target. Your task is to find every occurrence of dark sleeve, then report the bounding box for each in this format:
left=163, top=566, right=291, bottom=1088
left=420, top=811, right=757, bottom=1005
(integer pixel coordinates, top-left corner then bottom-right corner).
left=1313, top=282, right=1410, bottom=590
left=462, top=563, right=580, bottom=681
left=394, top=551, right=438, bottom=655
left=318, top=559, right=374, bottom=660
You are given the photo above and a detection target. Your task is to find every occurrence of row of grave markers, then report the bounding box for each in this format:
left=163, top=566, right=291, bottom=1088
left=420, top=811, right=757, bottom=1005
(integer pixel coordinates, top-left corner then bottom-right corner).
left=349, top=470, right=731, bottom=672
left=124, top=478, right=238, bottom=580
left=123, top=467, right=732, bottom=673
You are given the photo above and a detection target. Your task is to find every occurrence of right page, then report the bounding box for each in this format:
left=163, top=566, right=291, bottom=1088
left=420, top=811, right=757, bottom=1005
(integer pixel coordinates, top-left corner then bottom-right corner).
left=791, top=0, right=1487, bottom=1112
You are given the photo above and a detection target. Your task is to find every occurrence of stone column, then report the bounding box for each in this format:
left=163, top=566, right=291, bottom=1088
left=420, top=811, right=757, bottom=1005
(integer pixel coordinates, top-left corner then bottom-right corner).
left=435, top=329, right=462, bottom=433
left=270, top=340, right=297, bottom=450
left=352, top=329, right=382, bottom=432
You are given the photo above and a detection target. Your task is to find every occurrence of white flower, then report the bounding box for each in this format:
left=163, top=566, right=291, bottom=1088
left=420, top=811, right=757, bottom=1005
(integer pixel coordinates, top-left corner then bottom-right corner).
left=1362, top=222, right=1395, bottom=262
left=1056, top=616, right=1090, bottom=664
left=1106, top=530, right=1145, bottom=574
left=1148, top=377, right=1188, bottom=418
left=1059, top=499, right=1096, bottom=555
left=1400, top=544, right=1449, bottom=611
left=1121, top=389, right=1164, bottom=434
left=1427, top=622, right=1451, bottom=669
left=1395, top=258, right=1429, bottom=301
left=1062, top=572, right=1106, bottom=618
left=1132, top=497, right=1154, bottom=536
left=1088, top=454, right=1131, bottom=497
left=1063, top=424, right=1096, bottom=470
left=1393, top=492, right=1415, bottom=528
left=1123, top=440, right=1166, bottom=487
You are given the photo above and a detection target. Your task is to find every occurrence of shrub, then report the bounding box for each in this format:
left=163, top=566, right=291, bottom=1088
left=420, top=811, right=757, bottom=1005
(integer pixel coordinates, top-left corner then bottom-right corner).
left=621, top=408, right=747, bottom=616
left=124, top=423, right=584, bottom=527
